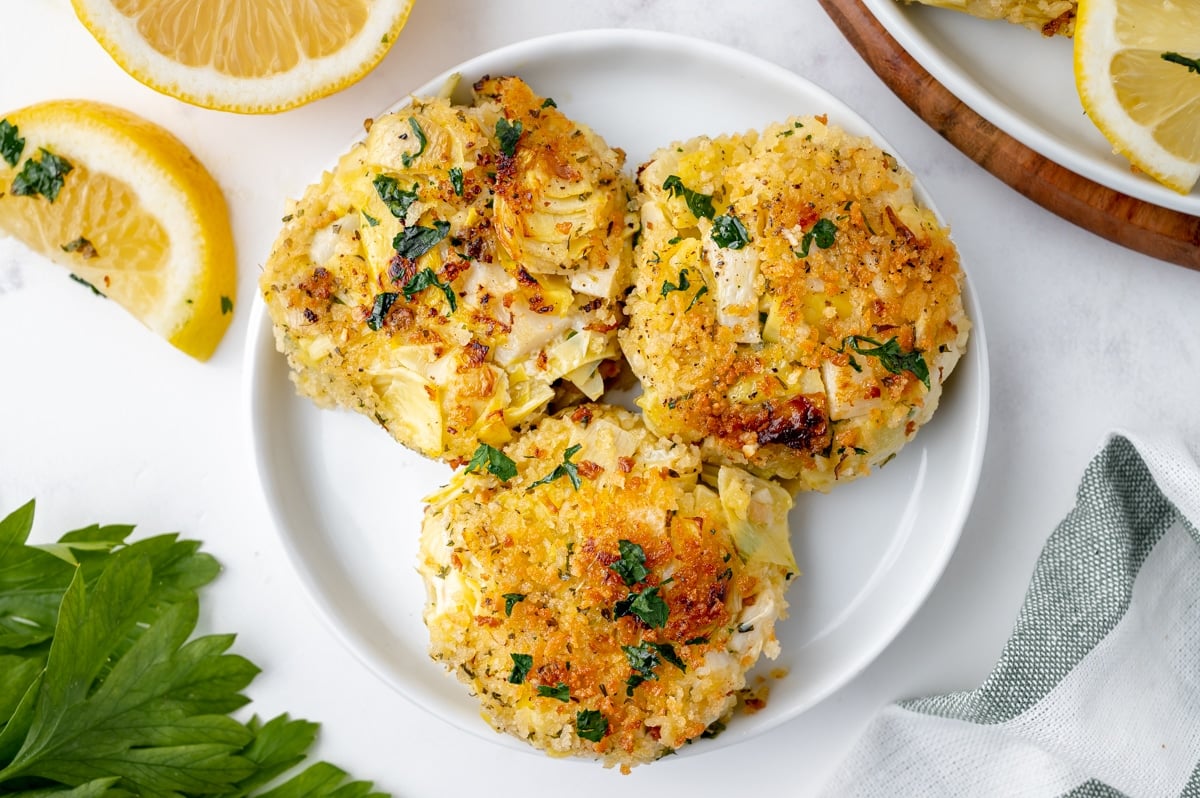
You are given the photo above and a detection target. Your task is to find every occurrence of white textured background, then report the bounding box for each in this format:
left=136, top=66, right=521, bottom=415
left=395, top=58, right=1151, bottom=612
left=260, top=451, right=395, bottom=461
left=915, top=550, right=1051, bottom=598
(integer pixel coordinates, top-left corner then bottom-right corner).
left=2, top=1, right=1199, bottom=795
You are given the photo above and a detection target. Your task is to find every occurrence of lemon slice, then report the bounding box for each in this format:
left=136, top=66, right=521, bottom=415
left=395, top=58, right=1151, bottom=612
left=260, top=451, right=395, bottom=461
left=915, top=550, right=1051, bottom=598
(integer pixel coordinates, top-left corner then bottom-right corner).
left=1074, top=0, right=1200, bottom=193
left=71, top=0, right=415, bottom=114
left=0, top=100, right=235, bottom=360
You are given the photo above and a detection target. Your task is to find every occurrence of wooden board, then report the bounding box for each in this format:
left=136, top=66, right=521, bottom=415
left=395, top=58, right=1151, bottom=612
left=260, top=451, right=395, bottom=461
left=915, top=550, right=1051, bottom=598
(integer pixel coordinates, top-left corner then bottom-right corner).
left=818, top=0, right=1200, bottom=271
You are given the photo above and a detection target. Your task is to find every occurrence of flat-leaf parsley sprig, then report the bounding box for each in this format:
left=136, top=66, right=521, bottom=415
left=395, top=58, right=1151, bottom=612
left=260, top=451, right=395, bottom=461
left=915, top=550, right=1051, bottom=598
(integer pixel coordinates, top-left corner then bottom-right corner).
left=0, top=500, right=387, bottom=798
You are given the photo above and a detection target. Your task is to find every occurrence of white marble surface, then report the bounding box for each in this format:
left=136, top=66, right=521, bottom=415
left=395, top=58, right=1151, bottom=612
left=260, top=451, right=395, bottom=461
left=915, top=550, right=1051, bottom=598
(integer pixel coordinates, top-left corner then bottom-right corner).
left=2, top=1, right=1199, bottom=795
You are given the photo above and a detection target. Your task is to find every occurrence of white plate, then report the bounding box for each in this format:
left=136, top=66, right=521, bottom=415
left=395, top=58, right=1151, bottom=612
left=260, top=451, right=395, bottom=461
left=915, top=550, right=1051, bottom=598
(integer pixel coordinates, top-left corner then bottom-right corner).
left=245, top=29, right=990, bottom=757
left=859, top=0, right=1200, bottom=216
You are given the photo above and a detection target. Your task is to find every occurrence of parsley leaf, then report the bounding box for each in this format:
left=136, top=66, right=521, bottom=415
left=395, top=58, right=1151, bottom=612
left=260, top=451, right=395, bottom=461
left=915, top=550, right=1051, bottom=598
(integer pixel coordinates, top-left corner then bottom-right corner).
left=465, top=443, right=518, bottom=482
left=622, top=642, right=660, bottom=695
left=711, top=214, right=751, bottom=249
left=0, top=119, right=24, bottom=167
left=449, top=166, right=464, bottom=196
left=614, top=586, right=669, bottom=628
left=651, top=642, right=686, bottom=672
left=366, top=292, right=398, bottom=330
left=541, top=98, right=557, bottom=109
left=392, top=220, right=450, bottom=261
left=220, top=295, right=234, bottom=315
left=661, top=175, right=715, bottom=220
left=796, top=218, right=838, bottom=258
left=496, top=118, right=523, bottom=157
left=575, top=709, right=608, bottom=742
left=527, top=444, right=583, bottom=491
left=508, top=653, right=533, bottom=685
left=0, top=500, right=383, bottom=797
left=1162, top=52, right=1200, bottom=74
left=402, top=267, right=457, bottom=313
left=609, top=540, right=649, bottom=586
left=844, top=335, right=930, bottom=389
left=502, top=593, right=526, bottom=617
left=362, top=210, right=380, bottom=227
left=660, top=268, right=691, bottom=298
left=686, top=284, right=708, bottom=312
left=400, top=116, right=427, bottom=168
left=11, top=148, right=72, bottom=202
left=373, top=175, right=419, bottom=219
left=61, top=236, right=98, bottom=259
left=68, top=273, right=105, bottom=297
left=536, top=683, right=570, bottom=702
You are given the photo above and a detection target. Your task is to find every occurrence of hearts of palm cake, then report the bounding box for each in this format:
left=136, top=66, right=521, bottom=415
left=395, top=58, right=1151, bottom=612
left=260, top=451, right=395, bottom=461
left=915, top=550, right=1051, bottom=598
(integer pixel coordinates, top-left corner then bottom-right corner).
left=619, top=116, right=970, bottom=491
left=418, top=404, right=796, bottom=769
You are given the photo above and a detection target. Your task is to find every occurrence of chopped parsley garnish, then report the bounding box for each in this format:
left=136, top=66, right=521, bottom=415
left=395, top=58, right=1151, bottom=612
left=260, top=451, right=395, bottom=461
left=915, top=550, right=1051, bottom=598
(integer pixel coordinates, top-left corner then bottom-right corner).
left=686, top=284, right=708, bottom=312
left=502, top=592, right=526, bottom=617
left=661, top=174, right=715, bottom=219
left=527, top=443, right=583, bottom=491
left=0, top=119, right=24, bottom=167
left=465, top=442, right=518, bottom=482
left=711, top=213, right=751, bottom=249
left=796, top=218, right=838, bottom=258
left=61, top=236, right=97, bottom=259
left=11, top=148, right=72, bottom=202
left=402, top=267, right=457, bottom=313
left=449, top=166, right=464, bottom=196
left=392, top=219, right=450, bottom=260
left=373, top=174, right=419, bottom=219
left=366, top=291, right=399, bottom=330
left=541, top=97, right=557, bottom=109
left=220, top=295, right=234, bottom=315
left=651, top=642, right=686, bottom=672
left=575, top=709, right=608, bottom=742
left=684, top=636, right=709, bottom=646
left=401, top=116, right=427, bottom=168
left=496, top=117, right=524, bottom=157
left=844, top=335, right=930, bottom=389
left=537, top=682, right=570, bottom=702
left=614, top=585, right=669, bottom=629
left=609, top=539, right=649, bottom=586
left=660, top=268, right=691, bottom=298
left=68, top=273, right=104, bottom=297
left=622, top=642, right=661, bottom=694
left=362, top=210, right=380, bottom=226
left=1162, top=52, right=1200, bottom=74
left=509, top=653, right=533, bottom=684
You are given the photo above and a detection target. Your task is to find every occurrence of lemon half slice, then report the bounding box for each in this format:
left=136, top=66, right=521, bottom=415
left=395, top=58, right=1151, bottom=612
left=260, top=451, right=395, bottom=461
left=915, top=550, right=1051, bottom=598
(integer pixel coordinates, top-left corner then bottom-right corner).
left=71, top=0, right=415, bottom=114
left=1074, top=0, right=1200, bottom=193
left=0, top=100, right=235, bottom=360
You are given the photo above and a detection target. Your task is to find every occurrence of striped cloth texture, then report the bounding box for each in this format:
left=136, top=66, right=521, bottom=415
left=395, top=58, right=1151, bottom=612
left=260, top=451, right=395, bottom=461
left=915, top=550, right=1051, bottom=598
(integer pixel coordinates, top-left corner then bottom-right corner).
left=822, top=433, right=1200, bottom=797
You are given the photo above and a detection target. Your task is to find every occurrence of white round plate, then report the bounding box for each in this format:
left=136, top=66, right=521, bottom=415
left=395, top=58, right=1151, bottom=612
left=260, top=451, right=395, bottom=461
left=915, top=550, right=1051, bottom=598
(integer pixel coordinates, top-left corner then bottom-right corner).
left=859, top=0, right=1199, bottom=216
left=246, top=29, right=990, bottom=757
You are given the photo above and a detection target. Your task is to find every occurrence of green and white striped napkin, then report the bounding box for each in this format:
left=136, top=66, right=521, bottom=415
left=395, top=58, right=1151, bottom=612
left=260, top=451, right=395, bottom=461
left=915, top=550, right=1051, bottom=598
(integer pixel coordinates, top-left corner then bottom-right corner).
left=822, top=433, right=1200, bottom=797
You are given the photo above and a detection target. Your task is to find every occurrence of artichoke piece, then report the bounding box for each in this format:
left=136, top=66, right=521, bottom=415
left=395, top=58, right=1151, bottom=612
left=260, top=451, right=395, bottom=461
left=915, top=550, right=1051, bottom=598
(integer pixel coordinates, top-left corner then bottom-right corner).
left=373, top=367, right=443, bottom=455
left=717, top=466, right=796, bottom=571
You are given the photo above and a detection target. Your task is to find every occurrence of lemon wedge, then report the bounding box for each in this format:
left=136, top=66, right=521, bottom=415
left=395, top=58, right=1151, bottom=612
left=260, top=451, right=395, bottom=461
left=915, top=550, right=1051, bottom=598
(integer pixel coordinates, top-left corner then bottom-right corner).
left=71, top=0, right=415, bottom=114
left=1074, top=0, right=1200, bottom=193
left=0, top=100, right=235, bottom=360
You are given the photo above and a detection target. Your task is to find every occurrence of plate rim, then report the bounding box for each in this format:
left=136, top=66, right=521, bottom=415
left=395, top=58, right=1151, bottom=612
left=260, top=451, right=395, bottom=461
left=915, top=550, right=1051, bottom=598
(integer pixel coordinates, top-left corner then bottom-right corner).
left=857, top=0, right=1199, bottom=217
left=243, top=26, right=991, bottom=756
